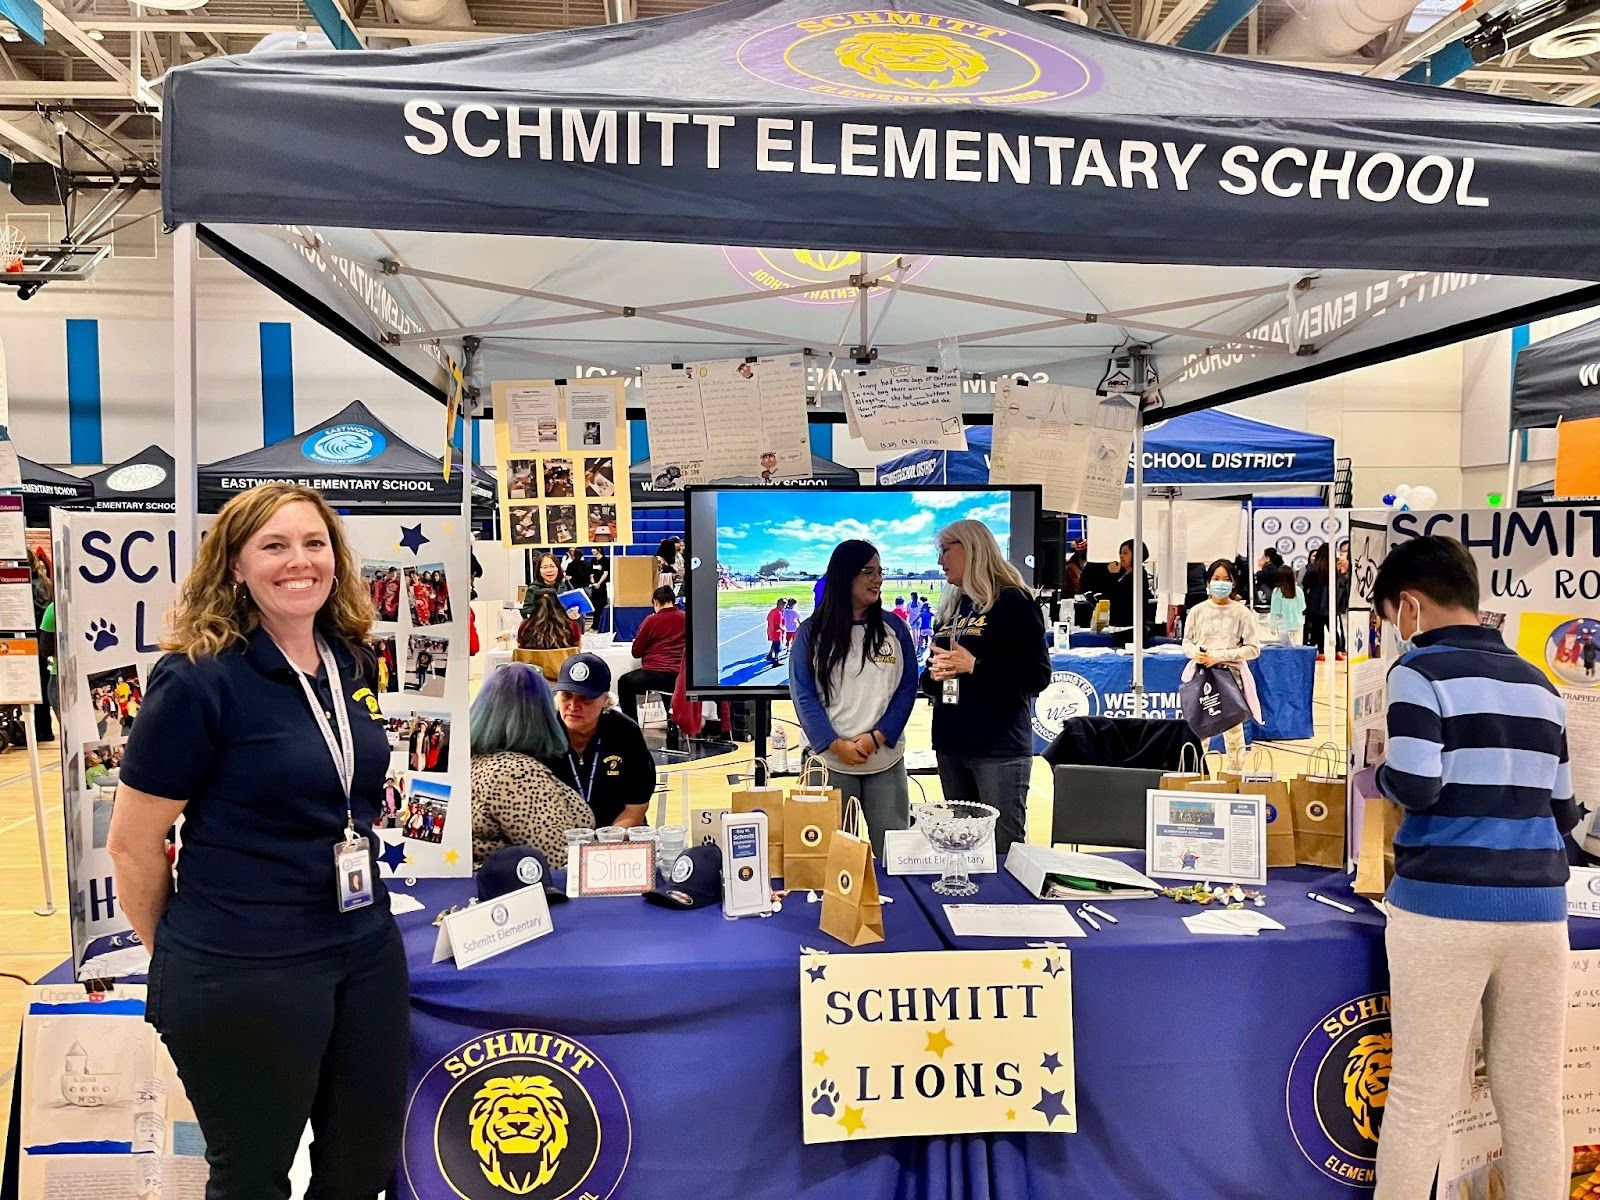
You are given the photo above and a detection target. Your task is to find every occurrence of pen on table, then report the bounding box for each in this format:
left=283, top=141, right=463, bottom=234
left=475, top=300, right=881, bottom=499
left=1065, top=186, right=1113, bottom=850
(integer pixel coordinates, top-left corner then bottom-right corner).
left=1307, top=892, right=1356, bottom=914
left=1084, top=903, right=1118, bottom=925
left=1077, top=907, right=1101, bottom=931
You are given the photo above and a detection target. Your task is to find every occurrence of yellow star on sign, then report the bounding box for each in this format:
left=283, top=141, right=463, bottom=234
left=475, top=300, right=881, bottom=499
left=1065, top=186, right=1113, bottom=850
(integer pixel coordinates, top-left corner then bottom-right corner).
left=837, top=1106, right=867, bottom=1137
left=925, top=1028, right=954, bottom=1058
left=1005, top=1109, right=1017, bottom=1121
left=1021, top=958, right=1033, bottom=970
left=813, top=1050, right=829, bottom=1067
left=444, top=849, right=460, bottom=865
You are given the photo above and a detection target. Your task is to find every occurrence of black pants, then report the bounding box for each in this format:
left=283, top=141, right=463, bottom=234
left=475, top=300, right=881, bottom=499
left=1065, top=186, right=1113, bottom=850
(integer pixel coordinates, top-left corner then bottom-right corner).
left=1305, top=615, right=1346, bottom=654
left=618, top=667, right=678, bottom=722
left=146, top=923, right=410, bottom=1200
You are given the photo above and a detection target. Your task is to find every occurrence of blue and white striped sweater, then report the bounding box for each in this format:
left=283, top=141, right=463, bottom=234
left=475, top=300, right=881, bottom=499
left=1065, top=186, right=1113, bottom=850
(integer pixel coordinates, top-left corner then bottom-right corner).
left=1376, top=624, right=1575, bottom=923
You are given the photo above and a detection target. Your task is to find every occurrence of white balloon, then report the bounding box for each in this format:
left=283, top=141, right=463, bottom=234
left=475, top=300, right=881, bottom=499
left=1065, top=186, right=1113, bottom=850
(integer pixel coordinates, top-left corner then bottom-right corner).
left=1394, top=484, right=1413, bottom=498
left=1409, top=485, right=1437, bottom=511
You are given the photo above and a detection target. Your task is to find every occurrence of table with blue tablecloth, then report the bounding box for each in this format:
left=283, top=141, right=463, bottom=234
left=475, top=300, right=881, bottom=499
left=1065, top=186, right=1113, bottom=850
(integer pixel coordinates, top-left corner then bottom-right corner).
left=1031, top=644, right=1318, bottom=752
left=12, top=857, right=1600, bottom=1200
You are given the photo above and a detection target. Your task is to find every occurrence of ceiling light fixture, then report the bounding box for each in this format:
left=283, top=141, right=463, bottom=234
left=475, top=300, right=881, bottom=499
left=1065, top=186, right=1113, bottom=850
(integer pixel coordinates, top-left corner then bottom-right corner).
left=86, top=28, right=104, bottom=39
left=126, top=0, right=210, bottom=11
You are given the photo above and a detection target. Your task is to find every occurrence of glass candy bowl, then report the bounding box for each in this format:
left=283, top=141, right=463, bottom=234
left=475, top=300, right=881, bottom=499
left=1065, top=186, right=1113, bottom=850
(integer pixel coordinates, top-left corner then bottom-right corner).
left=912, top=801, right=999, bottom=897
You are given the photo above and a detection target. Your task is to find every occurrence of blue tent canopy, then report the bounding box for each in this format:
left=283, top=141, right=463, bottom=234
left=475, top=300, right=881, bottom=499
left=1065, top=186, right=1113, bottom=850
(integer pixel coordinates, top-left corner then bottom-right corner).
left=875, top=408, right=1333, bottom=491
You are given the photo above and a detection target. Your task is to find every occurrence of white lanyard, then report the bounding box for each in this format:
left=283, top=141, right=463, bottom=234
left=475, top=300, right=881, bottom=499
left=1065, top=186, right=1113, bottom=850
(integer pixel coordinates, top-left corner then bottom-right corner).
left=277, top=633, right=357, bottom=837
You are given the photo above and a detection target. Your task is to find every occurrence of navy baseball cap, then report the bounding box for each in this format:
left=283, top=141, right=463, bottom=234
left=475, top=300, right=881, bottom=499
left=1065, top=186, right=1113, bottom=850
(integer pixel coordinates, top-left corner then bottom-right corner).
left=643, top=844, right=723, bottom=910
left=554, top=653, right=611, bottom=700
left=475, top=846, right=568, bottom=905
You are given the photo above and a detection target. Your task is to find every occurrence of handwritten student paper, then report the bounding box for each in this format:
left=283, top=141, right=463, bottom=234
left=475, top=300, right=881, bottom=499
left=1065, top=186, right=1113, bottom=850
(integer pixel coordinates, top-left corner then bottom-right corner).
left=844, top=365, right=967, bottom=453
left=990, top=379, right=1137, bottom=517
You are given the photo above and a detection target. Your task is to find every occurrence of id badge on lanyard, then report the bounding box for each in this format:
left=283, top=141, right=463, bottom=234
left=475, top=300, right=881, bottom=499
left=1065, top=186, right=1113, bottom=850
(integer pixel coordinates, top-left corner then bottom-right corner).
left=281, top=635, right=373, bottom=912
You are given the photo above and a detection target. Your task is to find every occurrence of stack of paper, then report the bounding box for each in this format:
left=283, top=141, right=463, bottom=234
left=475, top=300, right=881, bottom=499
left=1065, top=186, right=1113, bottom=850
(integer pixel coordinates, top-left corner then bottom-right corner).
left=946, top=904, right=1085, bottom=939
left=1182, top=910, right=1285, bottom=936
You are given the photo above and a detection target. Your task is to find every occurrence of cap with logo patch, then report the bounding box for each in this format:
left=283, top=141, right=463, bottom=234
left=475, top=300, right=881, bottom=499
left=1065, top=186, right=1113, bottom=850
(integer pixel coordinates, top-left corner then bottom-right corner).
left=555, top=652, right=612, bottom=700
left=475, top=846, right=568, bottom=905
left=642, top=843, right=722, bottom=910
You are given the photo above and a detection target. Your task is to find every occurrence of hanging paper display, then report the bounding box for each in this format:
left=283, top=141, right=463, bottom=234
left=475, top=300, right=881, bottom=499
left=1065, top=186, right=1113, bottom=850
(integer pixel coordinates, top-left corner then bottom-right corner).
left=843, top=365, right=966, bottom=454
left=990, top=378, right=1135, bottom=518
left=642, top=355, right=810, bottom=486
left=491, top=377, right=632, bottom=548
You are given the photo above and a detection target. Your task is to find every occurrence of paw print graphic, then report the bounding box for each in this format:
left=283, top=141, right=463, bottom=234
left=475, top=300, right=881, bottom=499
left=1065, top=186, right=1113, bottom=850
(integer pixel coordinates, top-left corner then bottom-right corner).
left=85, top=619, right=119, bottom=652
left=810, top=1079, right=839, bottom=1118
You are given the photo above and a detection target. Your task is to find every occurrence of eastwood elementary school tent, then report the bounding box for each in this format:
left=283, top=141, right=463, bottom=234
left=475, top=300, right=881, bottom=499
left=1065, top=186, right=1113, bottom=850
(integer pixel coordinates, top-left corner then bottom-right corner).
left=1508, top=312, right=1600, bottom=500
left=199, top=400, right=497, bottom=515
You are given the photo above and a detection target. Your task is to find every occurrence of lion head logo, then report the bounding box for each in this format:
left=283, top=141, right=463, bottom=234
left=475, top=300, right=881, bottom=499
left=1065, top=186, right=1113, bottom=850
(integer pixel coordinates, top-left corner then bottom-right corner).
left=468, top=1075, right=570, bottom=1195
left=1342, top=1033, right=1391, bottom=1143
left=834, top=31, right=988, bottom=91
left=790, top=249, right=858, bottom=273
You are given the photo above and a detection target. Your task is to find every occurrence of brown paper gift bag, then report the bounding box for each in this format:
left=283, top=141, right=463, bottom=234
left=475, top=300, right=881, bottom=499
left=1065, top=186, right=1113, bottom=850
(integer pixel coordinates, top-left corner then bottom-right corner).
left=1241, top=779, right=1296, bottom=868
left=784, top=759, right=842, bottom=893
left=1159, top=743, right=1206, bottom=792
left=1353, top=797, right=1405, bottom=898
left=732, top=785, right=786, bottom=882
left=820, top=798, right=884, bottom=947
left=1293, top=744, right=1348, bottom=869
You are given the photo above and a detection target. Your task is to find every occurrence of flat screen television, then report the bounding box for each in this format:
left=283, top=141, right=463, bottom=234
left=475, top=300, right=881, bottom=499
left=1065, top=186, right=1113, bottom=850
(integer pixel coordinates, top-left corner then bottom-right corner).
left=684, top=484, right=1041, bottom=697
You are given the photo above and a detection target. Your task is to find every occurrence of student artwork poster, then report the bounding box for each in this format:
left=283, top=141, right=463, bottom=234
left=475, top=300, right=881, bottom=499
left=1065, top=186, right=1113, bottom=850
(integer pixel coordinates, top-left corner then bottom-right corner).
left=1388, top=508, right=1600, bottom=811
left=491, top=378, right=632, bottom=550
left=346, top=514, right=471, bottom=879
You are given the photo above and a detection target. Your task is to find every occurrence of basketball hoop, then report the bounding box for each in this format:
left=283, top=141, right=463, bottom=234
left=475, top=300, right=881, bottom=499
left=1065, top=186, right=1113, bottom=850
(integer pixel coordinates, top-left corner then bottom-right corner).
left=0, top=224, right=27, bottom=273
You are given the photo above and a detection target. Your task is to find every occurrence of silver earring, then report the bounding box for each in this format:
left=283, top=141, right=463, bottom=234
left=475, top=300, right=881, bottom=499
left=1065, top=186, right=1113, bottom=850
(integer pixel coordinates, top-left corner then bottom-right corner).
left=233, top=581, right=249, bottom=606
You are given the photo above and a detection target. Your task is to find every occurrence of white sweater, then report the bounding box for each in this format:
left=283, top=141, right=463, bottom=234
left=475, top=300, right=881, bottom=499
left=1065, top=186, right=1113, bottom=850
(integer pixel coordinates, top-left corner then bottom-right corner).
left=1183, top=600, right=1261, bottom=664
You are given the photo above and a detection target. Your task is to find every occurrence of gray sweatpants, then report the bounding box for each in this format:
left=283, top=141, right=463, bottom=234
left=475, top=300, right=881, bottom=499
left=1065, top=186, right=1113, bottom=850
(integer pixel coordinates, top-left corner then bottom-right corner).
left=1375, top=903, right=1569, bottom=1200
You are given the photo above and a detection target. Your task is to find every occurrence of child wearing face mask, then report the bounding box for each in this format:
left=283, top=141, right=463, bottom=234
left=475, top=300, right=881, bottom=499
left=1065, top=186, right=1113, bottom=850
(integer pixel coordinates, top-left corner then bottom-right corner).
left=1370, top=534, right=1576, bottom=1200
left=1182, top=558, right=1261, bottom=769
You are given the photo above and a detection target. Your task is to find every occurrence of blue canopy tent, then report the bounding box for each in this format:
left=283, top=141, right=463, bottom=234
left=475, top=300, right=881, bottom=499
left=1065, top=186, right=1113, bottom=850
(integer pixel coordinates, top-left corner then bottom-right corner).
left=875, top=408, right=1334, bottom=494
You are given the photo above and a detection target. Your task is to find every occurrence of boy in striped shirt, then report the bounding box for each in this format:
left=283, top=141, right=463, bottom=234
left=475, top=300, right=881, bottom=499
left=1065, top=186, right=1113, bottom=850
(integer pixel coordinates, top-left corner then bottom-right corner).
left=1371, top=534, right=1576, bottom=1200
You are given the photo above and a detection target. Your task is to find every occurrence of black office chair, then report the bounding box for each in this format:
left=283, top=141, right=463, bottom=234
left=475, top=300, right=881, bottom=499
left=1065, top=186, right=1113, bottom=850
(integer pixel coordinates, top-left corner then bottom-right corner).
left=1051, top=764, right=1166, bottom=850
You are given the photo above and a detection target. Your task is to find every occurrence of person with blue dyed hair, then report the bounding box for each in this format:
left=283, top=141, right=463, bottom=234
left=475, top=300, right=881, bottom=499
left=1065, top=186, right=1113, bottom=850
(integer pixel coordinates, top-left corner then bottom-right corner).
left=1369, top=534, right=1578, bottom=1200
left=469, top=663, right=592, bottom=867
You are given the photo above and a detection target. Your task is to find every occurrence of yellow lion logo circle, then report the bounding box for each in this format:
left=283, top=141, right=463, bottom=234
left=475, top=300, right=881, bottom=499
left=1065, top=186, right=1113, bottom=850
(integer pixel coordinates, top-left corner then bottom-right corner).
left=791, top=249, right=858, bottom=273
left=1343, top=1033, right=1392, bottom=1143
left=833, top=31, right=988, bottom=91
left=468, top=1075, right=571, bottom=1196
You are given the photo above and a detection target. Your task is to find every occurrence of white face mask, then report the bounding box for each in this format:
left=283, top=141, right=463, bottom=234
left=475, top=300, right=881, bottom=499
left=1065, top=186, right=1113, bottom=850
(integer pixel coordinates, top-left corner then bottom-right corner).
left=1389, top=594, right=1422, bottom=655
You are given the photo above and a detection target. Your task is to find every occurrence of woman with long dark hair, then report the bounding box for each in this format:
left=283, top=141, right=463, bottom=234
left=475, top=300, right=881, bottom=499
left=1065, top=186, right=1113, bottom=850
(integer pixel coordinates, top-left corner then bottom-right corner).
left=789, top=540, right=918, bottom=855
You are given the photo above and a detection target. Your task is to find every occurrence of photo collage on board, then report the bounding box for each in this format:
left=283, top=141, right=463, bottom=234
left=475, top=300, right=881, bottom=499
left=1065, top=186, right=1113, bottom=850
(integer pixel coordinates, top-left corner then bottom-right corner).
left=494, top=379, right=630, bottom=550
left=360, top=522, right=456, bottom=857
left=80, top=663, right=145, bottom=845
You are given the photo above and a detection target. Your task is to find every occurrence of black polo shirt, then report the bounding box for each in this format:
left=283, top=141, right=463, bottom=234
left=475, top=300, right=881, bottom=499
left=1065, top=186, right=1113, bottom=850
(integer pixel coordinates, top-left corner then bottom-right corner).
left=119, top=626, right=393, bottom=960
left=537, top=708, right=656, bottom=827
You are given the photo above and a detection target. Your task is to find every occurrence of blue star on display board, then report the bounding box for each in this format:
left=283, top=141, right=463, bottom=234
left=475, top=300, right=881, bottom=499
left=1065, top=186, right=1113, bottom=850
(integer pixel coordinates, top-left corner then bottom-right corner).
left=1043, top=957, right=1065, bottom=979
left=806, top=963, right=827, bottom=982
left=398, top=524, right=429, bottom=556
left=1032, top=1087, right=1071, bottom=1126
left=1041, top=1051, right=1063, bottom=1074
left=378, top=840, right=407, bottom=873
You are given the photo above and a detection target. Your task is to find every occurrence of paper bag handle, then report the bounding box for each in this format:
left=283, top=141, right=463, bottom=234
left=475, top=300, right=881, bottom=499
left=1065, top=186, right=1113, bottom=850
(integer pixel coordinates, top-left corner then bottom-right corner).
left=841, top=794, right=867, bottom=841
left=1203, top=749, right=1227, bottom=779
left=1176, top=742, right=1201, bottom=775
left=797, top=755, right=832, bottom=789
left=1309, top=741, right=1341, bottom=779
left=1247, top=744, right=1275, bottom=777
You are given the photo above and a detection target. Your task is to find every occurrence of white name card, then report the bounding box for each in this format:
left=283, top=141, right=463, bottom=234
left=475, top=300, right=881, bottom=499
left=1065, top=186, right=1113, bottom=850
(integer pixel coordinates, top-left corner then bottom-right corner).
left=882, top=829, right=996, bottom=876
left=432, top=885, right=553, bottom=969
left=1568, top=867, right=1600, bottom=919
left=577, top=842, right=656, bottom=896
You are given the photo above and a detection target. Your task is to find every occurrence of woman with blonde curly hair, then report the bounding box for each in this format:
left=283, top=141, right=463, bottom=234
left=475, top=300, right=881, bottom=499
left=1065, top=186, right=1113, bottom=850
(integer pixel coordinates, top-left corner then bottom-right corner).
left=108, top=483, right=408, bottom=1199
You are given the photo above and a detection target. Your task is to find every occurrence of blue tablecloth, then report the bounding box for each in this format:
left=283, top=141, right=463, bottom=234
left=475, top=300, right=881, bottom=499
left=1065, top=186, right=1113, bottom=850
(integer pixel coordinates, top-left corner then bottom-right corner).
left=1031, top=645, right=1317, bottom=752
left=395, top=872, right=946, bottom=1200
left=16, top=861, right=1600, bottom=1200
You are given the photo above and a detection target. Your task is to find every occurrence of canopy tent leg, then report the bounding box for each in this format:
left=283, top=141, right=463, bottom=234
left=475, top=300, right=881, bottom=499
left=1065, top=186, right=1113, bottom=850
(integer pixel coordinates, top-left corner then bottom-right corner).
left=24, top=715, right=55, bottom=916
left=174, top=222, right=199, bottom=577
left=1131, top=355, right=1146, bottom=721
left=1505, top=428, right=1518, bottom=508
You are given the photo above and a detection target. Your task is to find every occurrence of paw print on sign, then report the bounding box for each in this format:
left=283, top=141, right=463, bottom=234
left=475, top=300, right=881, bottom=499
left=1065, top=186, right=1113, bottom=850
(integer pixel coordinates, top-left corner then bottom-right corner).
left=85, top=619, right=119, bottom=652
left=810, top=1079, right=839, bottom=1118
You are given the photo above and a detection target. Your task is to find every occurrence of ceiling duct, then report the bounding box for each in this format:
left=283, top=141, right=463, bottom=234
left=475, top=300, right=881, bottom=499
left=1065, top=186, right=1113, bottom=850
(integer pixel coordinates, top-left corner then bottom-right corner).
left=1024, top=1, right=1090, bottom=24
left=384, top=0, right=474, bottom=33
left=1530, top=15, right=1600, bottom=53
left=1266, top=0, right=1428, bottom=57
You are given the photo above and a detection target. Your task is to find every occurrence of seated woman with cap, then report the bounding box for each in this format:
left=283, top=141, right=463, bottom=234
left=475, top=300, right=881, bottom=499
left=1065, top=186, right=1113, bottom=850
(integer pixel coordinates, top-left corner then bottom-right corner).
left=537, top=652, right=657, bottom=830
left=469, top=663, right=594, bottom=868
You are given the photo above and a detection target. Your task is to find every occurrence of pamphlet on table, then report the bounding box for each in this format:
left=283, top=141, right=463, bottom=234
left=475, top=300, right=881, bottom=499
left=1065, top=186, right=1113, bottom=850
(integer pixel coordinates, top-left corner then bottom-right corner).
left=1145, top=789, right=1267, bottom=886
